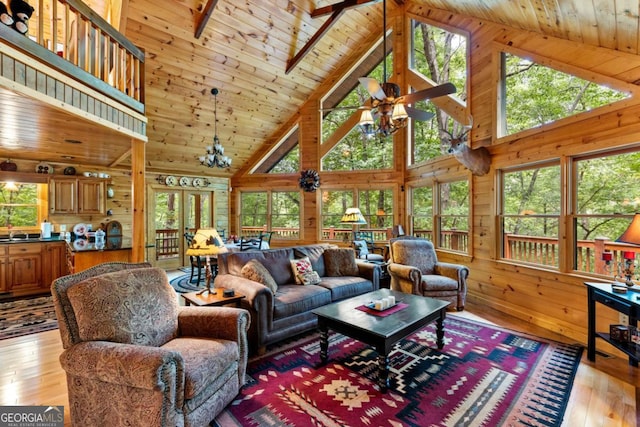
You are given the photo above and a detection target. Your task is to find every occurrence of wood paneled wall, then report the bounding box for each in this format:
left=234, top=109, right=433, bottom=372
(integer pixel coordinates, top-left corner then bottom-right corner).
left=230, top=4, right=640, bottom=352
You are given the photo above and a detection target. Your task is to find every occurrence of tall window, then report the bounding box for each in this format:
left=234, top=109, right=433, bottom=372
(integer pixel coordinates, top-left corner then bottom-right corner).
left=410, top=186, right=433, bottom=240
left=438, top=180, right=469, bottom=252
left=574, top=151, right=640, bottom=274
left=409, top=19, right=468, bottom=166
left=240, top=192, right=267, bottom=236
left=500, top=52, right=629, bottom=137
left=321, top=190, right=354, bottom=242
left=500, top=163, right=561, bottom=267
left=271, top=191, right=300, bottom=239
left=240, top=191, right=300, bottom=239
left=322, top=52, right=394, bottom=171
left=320, top=189, right=393, bottom=242
left=359, top=189, right=393, bottom=239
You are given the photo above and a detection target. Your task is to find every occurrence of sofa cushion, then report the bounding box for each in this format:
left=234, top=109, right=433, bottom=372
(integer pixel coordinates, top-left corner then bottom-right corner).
left=319, top=276, right=375, bottom=301
left=67, top=267, right=179, bottom=346
left=323, top=248, right=358, bottom=276
left=421, top=274, right=459, bottom=291
left=273, top=285, right=331, bottom=319
left=241, top=259, right=278, bottom=293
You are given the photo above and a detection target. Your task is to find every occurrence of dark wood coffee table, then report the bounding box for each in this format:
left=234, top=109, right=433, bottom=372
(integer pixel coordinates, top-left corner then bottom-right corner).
left=312, top=289, right=450, bottom=392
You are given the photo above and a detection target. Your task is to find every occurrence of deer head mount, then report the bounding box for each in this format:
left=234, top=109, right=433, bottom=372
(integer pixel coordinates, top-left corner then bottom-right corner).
left=443, top=119, right=491, bottom=176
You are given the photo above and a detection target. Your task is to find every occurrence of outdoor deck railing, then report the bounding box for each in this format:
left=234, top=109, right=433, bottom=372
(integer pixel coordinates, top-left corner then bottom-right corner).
left=155, top=227, right=632, bottom=275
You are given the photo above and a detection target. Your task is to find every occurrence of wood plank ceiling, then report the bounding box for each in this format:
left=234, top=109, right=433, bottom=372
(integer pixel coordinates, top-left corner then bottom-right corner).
left=2, top=0, right=640, bottom=177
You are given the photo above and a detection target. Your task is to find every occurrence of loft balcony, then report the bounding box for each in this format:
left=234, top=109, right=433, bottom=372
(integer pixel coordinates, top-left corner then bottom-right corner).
left=0, top=0, right=146, bottom=164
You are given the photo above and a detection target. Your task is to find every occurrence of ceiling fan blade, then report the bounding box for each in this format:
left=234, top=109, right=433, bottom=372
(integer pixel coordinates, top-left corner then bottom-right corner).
left=405, top=106, right=434, bottom=121
left=359, top=77, right=387, bottom=100
left=400, top=82, right=457, bottom=104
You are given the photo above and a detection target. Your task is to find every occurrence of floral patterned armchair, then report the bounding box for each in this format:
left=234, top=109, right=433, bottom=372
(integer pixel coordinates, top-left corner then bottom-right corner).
left=51, top=262, right=250, bottom=427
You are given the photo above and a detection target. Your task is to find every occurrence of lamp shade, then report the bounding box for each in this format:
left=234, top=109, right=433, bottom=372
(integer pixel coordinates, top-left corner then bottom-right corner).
left=616, top=213, right=640, bottom=246
left=341, top=208, right=367, bottom=225
left=391, top=103, right=408, bottom=120
left=358, top=109, right=375, bottom=126
left=186, top=228, right=228, bottom=256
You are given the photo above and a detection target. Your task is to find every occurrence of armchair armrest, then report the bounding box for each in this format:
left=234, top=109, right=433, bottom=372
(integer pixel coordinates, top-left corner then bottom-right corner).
left=387, top=263, right=422, bottom=294
left=435, top=262, right=469, bottom=286
left=178, top=307, right=250, bottom=386
left=60, top=341, right=186, bottom=407
left=178, top=306, right=250, bottom=341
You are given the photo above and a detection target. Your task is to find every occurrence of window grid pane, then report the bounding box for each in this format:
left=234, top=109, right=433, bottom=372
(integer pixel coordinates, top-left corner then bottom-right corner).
left=500, top=164, right=560, bottom=267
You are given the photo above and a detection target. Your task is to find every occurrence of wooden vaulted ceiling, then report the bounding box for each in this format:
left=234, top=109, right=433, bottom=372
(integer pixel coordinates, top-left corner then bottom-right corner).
left=3, top=0, right=640, bottom=177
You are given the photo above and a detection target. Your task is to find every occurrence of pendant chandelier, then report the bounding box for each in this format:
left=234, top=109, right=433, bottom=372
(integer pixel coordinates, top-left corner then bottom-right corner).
left=199, top=88, right=232, bottom=168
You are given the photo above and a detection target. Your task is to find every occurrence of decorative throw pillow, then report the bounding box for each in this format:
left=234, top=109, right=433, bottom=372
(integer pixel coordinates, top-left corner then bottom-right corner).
left=241, top=259, right=278, bottom=293
left=290, top=257, right=313, bottom=284
left=323, top=248, right=359, bottom=277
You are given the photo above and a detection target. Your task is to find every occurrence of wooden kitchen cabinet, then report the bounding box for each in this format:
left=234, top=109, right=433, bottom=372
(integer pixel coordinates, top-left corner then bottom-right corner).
left=78, top=180, right=106, bottom=214
left=49, top=177, right=106, bottom=215
left=49, top=177, right=77, bottom=214
left=0, top=242, right=68, bottom=298
left=0, top=246, right=7, bottom=293
left=8, top=243, right=42, bottom=293
left=42, top=242, right=68, bottom=288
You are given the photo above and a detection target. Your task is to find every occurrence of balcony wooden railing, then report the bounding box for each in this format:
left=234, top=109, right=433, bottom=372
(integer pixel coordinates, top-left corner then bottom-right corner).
left=154, top=227, right=457, bottom=259
left=1, top=0, right=144, bottom=113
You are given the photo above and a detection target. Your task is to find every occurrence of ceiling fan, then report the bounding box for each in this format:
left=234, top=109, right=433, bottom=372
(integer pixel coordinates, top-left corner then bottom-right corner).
left=326, top=0, right=457, bottom=138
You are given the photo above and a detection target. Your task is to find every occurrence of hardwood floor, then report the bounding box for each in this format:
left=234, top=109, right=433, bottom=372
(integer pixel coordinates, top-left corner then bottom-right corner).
left=0, top=300, right=637, bottom=426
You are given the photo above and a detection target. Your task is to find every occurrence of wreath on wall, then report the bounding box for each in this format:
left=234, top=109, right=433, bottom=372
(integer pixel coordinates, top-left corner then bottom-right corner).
left=299, top=169, right=320, bottom=192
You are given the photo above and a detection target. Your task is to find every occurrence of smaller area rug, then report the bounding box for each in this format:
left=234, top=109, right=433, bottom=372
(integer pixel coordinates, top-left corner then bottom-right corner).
left=169, top=273, right=204, bottom=293
left=0, top=296, right=58, bottom=340
left=214, top=316, right=583, bottom=427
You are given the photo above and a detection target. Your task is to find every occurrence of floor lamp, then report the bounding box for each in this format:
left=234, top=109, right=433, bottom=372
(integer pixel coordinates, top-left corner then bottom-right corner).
left=185, top=228, right=228, bottom=295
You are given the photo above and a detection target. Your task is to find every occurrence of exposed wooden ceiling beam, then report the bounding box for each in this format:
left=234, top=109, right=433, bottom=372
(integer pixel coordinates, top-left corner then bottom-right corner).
left=194, top=0, right=219, bottom=39
left=286, top=0, right=402, bottom=74
left=311, top=0, right=380, bottom=18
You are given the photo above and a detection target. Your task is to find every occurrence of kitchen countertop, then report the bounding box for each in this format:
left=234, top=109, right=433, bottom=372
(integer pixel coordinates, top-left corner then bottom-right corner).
left=67, top=238, right=133, bottom=252
left=0, top=237, right=67, bottom=244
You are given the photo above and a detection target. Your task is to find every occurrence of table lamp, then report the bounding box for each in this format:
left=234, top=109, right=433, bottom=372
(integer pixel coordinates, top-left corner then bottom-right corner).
left=614, top=213, right=640, bottom=287
left=185, top=228, right=228, bottom=295
left=341, top=207, right=367, bottom=242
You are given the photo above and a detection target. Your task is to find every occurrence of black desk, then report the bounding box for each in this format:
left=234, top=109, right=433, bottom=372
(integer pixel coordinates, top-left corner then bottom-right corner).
left=585, top=282, right=640, bottom=366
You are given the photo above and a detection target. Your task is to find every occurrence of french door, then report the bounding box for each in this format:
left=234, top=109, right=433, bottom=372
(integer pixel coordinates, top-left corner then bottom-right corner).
left=152, top=188, right=214, bottom=270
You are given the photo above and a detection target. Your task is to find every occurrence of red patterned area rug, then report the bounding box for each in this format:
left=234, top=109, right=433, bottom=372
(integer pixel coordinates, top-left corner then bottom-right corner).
left=214, top=316, right=583, bottom=427
left=0, top=296, right=58, bottom=340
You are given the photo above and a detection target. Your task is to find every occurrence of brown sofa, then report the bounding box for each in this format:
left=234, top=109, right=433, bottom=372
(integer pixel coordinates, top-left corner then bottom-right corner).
left=215, top=244, right=380, bottom=354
